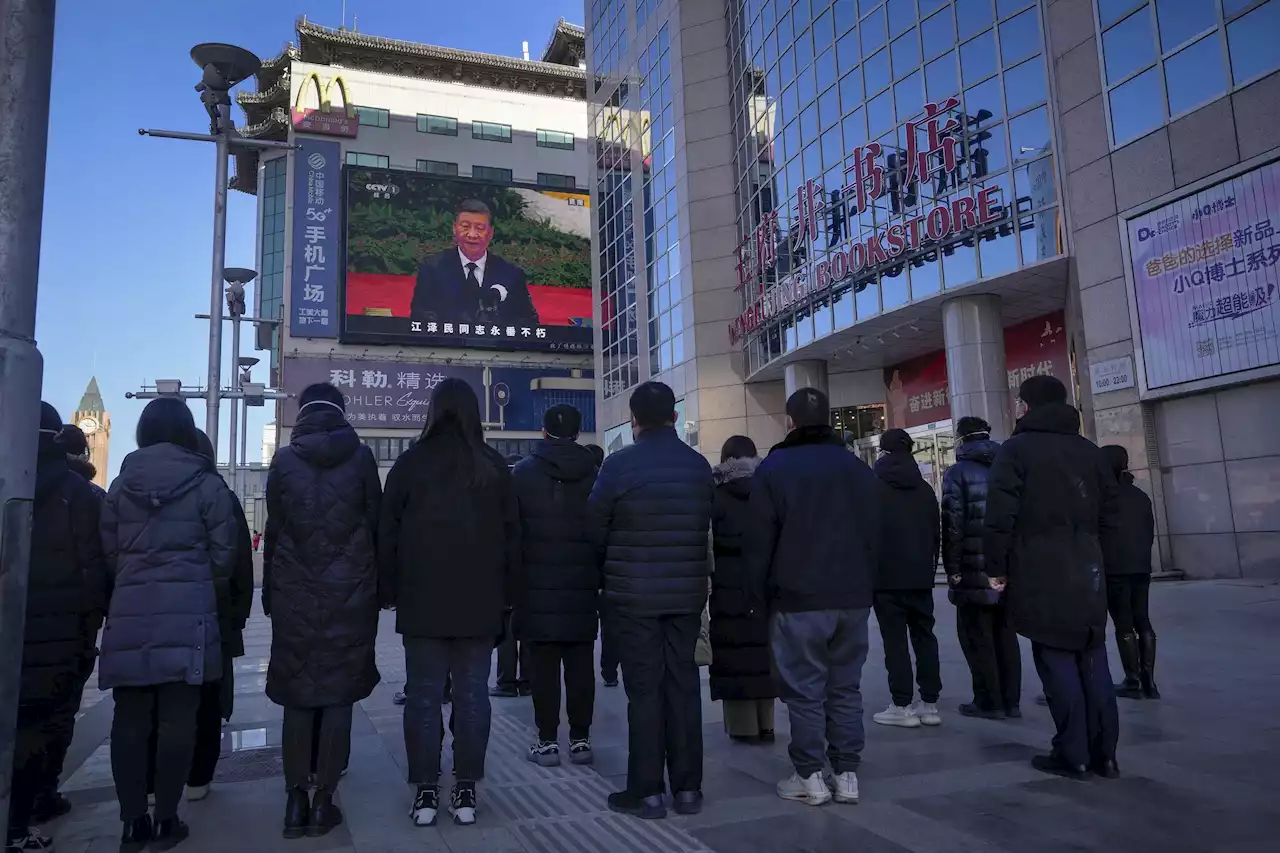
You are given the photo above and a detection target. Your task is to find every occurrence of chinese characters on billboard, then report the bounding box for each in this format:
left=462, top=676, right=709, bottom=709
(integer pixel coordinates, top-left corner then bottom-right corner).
left=883, top=312, right=1069, bottom=430
left=289, top=138, right=342, bottom=338
left=1128, top=160, right=1279, bottom=390
left=281, top=358, right=482, bottom=428
left=342, top=170, right=593, bottom=353
left=729, top=97, right=1031, bottom=345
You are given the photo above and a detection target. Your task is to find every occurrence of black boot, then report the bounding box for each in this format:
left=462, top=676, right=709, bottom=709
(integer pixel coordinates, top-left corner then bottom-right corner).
left=151, top=816, right=190, bottom=851
left=283, top=787, right=310, bottom=839
left=119, top=814, right=153, bottom=853
left=307, top=787, right=343, bottom=837
left=1139, top=631, right=1160, bottom=699
left=1115, top=632, right=1143, bottom=699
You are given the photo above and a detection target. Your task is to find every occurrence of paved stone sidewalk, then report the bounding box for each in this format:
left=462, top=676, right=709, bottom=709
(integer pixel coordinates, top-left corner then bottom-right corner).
left=39, top=580, right=1280, bottom=852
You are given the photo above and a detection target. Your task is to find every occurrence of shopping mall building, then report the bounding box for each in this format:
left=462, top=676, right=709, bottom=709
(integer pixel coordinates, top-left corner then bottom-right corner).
left=235, top=17, right=598, bottom=476
left=587, top=0, right=1280, bottom=578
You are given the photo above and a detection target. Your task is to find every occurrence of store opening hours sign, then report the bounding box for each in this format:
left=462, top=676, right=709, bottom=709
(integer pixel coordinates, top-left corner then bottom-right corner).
left=1129, top=160, right=1280, bottom=390
left=728, top=96, right=1014, bottom=346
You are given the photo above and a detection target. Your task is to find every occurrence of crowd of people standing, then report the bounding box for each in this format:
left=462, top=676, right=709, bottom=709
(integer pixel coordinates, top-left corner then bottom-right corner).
left=7, top=370, right=1161, bottom=851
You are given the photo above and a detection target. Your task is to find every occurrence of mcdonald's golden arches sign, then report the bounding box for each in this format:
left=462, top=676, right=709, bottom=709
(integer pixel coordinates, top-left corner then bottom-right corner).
left=292, top=72, right=358, bottom=138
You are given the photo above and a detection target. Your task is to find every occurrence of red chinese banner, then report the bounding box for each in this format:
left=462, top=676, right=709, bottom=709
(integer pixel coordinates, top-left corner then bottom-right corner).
left=883, top=311, right=1069, bottom=429
left=1003, top=312, right=1069, bottom=420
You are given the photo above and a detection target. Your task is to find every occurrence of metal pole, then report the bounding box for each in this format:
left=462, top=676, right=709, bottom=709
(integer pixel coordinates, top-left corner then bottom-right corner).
left=205, top=104, right=230, bottom=447
left=239, top=383, right=250, bottom=496
left=0, top=0, right=55, bottom=836
left=227, top=315, right=239, bottom=495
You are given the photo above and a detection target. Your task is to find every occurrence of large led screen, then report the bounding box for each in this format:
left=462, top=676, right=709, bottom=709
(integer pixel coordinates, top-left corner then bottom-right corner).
left=343, top=168, right=592, bottom=352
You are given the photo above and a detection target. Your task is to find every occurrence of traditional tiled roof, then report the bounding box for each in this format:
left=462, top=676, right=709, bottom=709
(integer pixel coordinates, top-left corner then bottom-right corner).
left=541, top=19, right=586, bottom=66
left=231, top=17, right=587, bottom=194
left=294, top=19, right=586, bottom=99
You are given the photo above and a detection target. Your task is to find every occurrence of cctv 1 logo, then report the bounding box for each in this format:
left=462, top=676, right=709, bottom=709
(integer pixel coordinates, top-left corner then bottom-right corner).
left=365, top=183, right=400, bottom=200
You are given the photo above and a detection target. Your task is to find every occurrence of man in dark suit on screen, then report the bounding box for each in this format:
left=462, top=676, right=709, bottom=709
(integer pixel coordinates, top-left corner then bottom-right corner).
left=409, top=198, right=540, bottom=328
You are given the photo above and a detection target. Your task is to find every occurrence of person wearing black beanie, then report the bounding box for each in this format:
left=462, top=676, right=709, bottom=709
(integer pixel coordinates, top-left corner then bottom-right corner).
left=871, top=426, right=943, bottom=730
left=7, top=402, right=110, bottom=851
left=983, top=375, right=1123, bottom=780
left=1099, top=445, right=1158, bottom=701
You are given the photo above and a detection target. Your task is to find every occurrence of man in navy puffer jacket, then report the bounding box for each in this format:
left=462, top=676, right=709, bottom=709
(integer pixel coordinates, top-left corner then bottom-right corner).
left=588, top=382, right=713, bottom=820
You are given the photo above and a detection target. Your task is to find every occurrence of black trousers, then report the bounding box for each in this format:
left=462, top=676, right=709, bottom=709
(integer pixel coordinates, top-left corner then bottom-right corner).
left=527, top=641, right=596, bottom=742
left=611, top=611, right=703, bottom=798
left=7, top=684, right=80, bottom=841
left=495, top=633, right=533, bottom=690
left=112, top=683, right=202, bottom=822
left=956, top=602, right=1022, bottom=711
left=147, top=680, right=224, bottom=794
left=282, top=705, right=353, bottom=791
left=1106, top=575, right=1153, bottom=636
left=1032, top=642, right=1119, bottom=768
left=599, top=613, right=619, bottom=681
left=873, top=590, right=942, bottom=706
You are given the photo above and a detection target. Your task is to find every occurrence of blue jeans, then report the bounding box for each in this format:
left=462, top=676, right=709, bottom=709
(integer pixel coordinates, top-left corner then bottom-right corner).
left=403, top=638, right=492, bottom=784
left=770, top=608, right=870, bottom=778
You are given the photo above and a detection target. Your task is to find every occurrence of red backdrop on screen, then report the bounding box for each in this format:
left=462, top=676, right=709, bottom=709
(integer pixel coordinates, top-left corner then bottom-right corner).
left=345, top=272, right=593, bottom=326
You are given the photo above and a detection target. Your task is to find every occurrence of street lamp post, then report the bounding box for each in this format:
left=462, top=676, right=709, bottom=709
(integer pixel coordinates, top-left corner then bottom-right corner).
left=223, top=268, right=254, bottom=495
left=0, top=0, right=57, bottom=835
left=239, top=356, right=261, bottom=493
left=139, top=44, right=294, bottom=452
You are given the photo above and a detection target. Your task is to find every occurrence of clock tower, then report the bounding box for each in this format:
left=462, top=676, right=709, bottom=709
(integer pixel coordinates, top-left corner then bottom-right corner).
left=72, top=376, right=110, bottom=489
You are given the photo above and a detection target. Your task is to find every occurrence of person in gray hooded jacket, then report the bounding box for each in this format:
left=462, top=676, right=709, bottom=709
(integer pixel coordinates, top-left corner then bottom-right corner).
left=99, top=397, right=238, bottom=852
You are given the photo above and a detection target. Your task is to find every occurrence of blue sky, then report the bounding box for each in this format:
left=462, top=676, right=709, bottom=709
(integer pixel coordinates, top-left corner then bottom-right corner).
left=36, top=0, right=580, bottom=480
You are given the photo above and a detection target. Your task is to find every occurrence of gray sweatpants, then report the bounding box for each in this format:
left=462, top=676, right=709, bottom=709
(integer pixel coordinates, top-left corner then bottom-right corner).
left=770, top=608, right=870, bottom=777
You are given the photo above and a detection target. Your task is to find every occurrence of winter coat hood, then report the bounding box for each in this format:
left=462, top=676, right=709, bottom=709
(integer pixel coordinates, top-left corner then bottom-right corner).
left=66, top=454, right=98, bottom=482
left=511, top=439, right=599, bottom=643
left=529, top=437, right=597, bottom=483
left=713, top=456, right=759, bottom=500
left=35, top=453, right=72, bottom=501
left=290, top=406, right=361, bottom=469
left=874, top=450, right=926, bottom=489
left=1014, top=401, right=1081, bottom=436
left=115, top=443, right=212, bottom=509
left=955, top=438, right=1000, bottom=466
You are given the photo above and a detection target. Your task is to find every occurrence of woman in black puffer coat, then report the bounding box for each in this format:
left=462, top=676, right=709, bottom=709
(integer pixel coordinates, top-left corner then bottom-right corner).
left=709, top=436, right=777, bottom=743
left=942, top=416, right=1021, bottom=718
left=265, top=382, right=382, bottom=838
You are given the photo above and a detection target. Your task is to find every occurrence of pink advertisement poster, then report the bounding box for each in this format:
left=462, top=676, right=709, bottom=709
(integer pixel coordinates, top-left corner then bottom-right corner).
left=1128, top=160, right=1280, bottom=390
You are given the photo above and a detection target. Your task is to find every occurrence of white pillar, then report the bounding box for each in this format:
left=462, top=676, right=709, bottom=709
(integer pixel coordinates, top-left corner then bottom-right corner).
left=783, top=359, right=829, bottom=399
left=942, top=294, right=1012, bottom=439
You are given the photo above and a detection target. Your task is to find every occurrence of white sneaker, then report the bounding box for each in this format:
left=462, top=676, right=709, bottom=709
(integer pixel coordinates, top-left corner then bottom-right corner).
left=449, top=785, right=477, bottom=826
left=912, top=701, right=942, bottom=726
left=873, top=704, right=921, bottom=728
left=776, top=771, right=832, bottom=806
left=410, top=785, right=438, bottom=827
left=186, top=783, right=210, bottom=801
left=826, top=770, right=859, bottom=804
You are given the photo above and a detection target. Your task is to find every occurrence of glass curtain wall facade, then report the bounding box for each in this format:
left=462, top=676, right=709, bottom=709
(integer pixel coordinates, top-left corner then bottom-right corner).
left=258, top=156, right=287, bottom=377
left=592, top=0, right=640, bottom=401
left=727, top=0, right=1062, bottom=377
left=1098, top=0, right=1280, bottom=146
left=642, top=25, right=687, bottom=376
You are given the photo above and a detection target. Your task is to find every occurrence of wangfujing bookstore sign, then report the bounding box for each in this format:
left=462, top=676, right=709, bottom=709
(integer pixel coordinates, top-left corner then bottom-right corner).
left=729, top=97, right=1011, bottom=345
